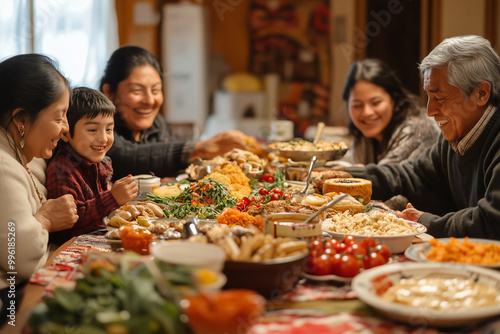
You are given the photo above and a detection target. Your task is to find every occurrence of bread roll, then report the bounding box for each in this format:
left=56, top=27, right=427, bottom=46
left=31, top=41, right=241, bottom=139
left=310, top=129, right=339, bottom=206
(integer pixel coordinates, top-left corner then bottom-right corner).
left=323, top=178, right=372, bottom=204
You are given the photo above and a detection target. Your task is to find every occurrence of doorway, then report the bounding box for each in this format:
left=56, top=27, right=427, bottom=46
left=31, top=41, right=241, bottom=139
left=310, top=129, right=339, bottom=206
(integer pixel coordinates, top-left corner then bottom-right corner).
left=357, top=0, right=422, bottom=96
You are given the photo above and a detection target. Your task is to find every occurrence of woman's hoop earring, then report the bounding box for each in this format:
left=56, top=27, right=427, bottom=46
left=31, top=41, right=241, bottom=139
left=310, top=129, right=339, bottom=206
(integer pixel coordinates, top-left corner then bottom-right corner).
left=19, top=124, right=25, bottom=148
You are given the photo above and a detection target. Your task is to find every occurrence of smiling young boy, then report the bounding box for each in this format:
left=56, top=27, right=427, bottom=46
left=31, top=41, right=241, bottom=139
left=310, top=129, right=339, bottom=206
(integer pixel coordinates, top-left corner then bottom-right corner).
left=46, top=87, right=138, bottom=245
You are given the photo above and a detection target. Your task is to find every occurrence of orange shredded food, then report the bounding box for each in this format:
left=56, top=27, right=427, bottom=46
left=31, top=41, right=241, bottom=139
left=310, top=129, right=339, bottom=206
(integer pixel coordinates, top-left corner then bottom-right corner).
left=204, top=162, right=251, bottom=200
left=426, top=237, right=500, bottom=265
left=216, top=208, right=264, bottom=230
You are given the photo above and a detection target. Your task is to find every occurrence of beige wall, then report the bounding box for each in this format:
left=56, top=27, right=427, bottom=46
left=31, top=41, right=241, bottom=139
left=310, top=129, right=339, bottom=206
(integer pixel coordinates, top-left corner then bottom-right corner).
left=329, top=0, right=356, bottom=125
left=497, top=2, right=500, bottom=52
left=441, top=0, right=485, bottom=39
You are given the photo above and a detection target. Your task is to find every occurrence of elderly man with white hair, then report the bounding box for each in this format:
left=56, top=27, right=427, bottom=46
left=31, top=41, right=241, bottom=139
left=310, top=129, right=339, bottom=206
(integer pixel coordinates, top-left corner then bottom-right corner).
left=342, top=35, right=500, bottom=239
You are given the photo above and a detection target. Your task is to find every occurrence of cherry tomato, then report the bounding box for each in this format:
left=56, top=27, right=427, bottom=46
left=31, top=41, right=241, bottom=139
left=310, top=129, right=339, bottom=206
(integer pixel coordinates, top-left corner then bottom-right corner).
left=270, top=193, right=281, bottom=201
left=360, top=238, right=377, bottom=250
left=236, top=202, right=246, bottom=211
left=260, top=173, right=275, bottom=183
left=332, top=242, right=347, bottom=254
left=335, top=254, right=359, bottom=278
left=312, top=254, right=333, bottom=276
left=323, top=247, right=336, bottom=257
left=374, top=244, right=391, bottom=261
left=249, top=196, right=259, bottom=203
left=364, top=252, right=386, bottom=269
left=343, top=235, right=357, bottom=246
left=310, top=240, right=324, bottom=255
left=258, top=188, right=269, bottom=196
left=345, top=243, right=367, bottom=257
left=329, top=253, right=342, bottom=273
left=241, top=197, right=251, bottom=206
left=324, top=239, right=339, bottom=250
left=270, top=188, right=284, bottom=197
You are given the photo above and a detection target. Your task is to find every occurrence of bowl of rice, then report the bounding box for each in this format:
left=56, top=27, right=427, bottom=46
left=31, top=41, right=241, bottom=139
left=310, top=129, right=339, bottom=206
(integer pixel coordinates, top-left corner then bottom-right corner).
left=322, top=211, right=427, bottom=253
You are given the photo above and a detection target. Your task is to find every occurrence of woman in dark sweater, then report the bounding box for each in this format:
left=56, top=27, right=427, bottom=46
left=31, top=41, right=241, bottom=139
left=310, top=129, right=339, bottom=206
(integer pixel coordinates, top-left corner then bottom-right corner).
left=342, top=58, right=439, bottom=165
left=100, top=46, right=246, bottom=180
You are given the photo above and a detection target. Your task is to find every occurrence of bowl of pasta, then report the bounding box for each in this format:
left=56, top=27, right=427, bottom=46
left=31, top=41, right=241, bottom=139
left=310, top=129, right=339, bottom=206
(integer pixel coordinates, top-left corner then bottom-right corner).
left=322, top=211, right=427, bottom=254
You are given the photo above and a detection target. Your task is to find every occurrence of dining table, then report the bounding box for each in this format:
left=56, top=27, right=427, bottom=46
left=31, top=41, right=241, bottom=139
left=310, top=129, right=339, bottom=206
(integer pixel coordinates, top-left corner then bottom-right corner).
left=3, top=228, right=500, bottom=334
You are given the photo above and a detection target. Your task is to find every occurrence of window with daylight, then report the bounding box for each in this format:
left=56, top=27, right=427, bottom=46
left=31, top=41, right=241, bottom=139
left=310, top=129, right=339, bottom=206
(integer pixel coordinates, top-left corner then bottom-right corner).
left=0, top=0, right=119, bottom=89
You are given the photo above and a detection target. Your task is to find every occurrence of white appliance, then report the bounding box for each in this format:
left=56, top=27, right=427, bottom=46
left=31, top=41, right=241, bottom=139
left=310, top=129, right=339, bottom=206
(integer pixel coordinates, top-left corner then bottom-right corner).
left=203, top=90, right=270, bottom=139
left=161, top=3, right=208, bottom=131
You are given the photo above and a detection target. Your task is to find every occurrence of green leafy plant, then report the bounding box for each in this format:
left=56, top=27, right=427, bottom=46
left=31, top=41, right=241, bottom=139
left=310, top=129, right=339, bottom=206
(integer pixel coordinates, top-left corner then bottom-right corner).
left=27, top=254, right=192, bottom=334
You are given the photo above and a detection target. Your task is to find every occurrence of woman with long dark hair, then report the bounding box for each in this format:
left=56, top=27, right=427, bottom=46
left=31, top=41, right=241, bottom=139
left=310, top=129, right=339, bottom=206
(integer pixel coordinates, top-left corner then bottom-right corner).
left=342, top=58, right=439, bottom=165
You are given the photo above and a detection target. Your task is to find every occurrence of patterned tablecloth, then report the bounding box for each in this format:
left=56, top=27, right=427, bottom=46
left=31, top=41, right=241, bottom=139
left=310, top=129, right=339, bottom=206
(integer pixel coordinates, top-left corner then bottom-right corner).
left=27, top=230, right=500, bottom=334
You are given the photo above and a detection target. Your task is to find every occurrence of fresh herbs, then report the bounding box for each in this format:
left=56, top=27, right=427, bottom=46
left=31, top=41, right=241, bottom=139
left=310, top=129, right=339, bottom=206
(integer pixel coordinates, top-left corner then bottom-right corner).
left=28, top=255, right=192, bottom=334
left=147, top=178, right=238, bottom=219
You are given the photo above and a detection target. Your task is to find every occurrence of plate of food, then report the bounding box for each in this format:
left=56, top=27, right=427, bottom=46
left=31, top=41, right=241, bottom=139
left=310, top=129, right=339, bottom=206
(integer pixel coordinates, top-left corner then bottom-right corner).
left=322, top=211, right=427, bottom=253
left=352, top=262, right=500, bottom=327
left=103, top=201, right=167, bottom=229
left=269, top=140, right=348, bottom=161
left=405, top=237, right=500, bottom=268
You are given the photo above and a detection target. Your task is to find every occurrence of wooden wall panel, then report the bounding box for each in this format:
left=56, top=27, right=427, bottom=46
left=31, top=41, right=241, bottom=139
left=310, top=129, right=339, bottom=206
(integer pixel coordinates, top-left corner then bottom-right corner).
left=115, top=0, right=160, bottom=55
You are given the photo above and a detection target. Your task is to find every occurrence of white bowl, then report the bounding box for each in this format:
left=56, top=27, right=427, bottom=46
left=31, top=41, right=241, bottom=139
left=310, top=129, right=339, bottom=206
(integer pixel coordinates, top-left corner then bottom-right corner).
left=150, top=241, right=226, bottom=272
left=323, top=220, right=426, bottom=254
left=264, top=213, right=321, bottom=239
left=352, top=262, right=500, bottom=327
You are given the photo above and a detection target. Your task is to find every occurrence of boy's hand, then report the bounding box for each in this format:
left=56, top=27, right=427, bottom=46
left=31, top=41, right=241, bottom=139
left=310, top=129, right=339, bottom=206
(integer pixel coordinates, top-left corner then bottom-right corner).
left=111, top=175, right=138, bottom=205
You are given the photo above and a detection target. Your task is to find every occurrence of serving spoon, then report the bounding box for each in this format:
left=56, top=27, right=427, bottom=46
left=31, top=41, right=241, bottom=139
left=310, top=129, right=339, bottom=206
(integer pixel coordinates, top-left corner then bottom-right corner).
left=302, top=193, right=348, bottom=224
left=292, top=155, right=317, bottom=203
left=313, top=122, right=325, bottom=145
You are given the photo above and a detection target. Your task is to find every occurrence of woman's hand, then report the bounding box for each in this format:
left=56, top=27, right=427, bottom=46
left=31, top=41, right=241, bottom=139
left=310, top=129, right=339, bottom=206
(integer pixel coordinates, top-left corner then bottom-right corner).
left=34, top=194, right=78, bottom=232
left=192, top=130, right=247, bottom=160
left=395, top=203, right=424, bottom=222
left=111, top=175, right=138, bottom=205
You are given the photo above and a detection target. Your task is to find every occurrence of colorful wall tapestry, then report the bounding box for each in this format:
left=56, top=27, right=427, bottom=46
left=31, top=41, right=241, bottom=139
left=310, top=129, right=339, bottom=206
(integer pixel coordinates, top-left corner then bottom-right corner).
left=248, top=0, right=330, bottom=136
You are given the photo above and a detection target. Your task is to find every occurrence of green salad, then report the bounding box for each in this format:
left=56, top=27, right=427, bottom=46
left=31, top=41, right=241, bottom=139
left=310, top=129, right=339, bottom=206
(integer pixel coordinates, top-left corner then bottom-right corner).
left=147, top=178, right=238, bottom=219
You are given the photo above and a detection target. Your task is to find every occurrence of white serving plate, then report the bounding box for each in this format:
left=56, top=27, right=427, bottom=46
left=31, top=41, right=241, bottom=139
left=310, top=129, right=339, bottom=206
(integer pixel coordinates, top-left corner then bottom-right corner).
left=302, top=272, right=352, bottom=284
left=405, top=238, right=500, bottom=268
left=322, top=220, right=426, bottom=254
left=103, top=201, right=217, bottom=229
left=352, top=262, right=500, bottom=327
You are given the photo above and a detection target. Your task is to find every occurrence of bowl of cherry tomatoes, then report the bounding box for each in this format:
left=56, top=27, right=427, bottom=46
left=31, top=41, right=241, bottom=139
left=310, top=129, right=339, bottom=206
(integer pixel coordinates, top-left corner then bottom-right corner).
left=304, top=236, right=391, bottom=282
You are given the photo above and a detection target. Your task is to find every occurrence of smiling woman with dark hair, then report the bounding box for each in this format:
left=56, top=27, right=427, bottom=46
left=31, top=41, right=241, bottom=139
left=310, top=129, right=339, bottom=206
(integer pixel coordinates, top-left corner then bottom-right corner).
left=100, top=46, right=247, bottom=180
left=0, top=54, right=79, bottom=323
left=342, top=58, right=439, bottom=165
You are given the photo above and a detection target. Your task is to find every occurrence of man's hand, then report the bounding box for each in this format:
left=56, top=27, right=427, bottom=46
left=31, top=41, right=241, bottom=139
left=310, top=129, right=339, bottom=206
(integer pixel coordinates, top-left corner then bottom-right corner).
left=395, top=203, right=424, bottom=222
left=192, top=130, right=247, bottom=160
